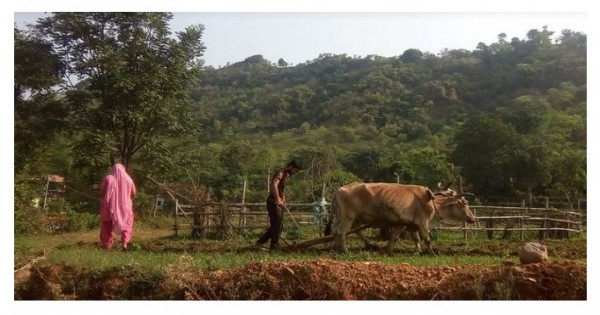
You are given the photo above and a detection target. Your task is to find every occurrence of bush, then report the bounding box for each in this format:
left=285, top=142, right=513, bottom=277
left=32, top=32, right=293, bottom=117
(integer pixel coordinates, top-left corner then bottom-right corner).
left=62, top=211, right=99, bottom=233
left=133, top=191, right=156, bottom=219
left=45, top=210, right=99, bottom=234
left=14, top=175, right=47, bottom=235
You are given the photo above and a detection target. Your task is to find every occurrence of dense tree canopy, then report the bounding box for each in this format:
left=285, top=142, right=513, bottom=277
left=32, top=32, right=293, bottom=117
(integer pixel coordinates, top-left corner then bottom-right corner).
left=31, top=13, right=206, bottom=172
left=14, top=27, right=66, bottom=172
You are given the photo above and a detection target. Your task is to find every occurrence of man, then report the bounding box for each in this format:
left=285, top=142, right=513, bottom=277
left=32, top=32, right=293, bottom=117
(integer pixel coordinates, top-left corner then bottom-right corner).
left=256, top=160, right=303, bottom=250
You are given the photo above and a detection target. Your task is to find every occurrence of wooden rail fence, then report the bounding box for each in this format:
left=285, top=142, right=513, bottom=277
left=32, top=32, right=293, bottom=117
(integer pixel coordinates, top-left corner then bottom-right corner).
left=168, top=196, right=585, bottom=240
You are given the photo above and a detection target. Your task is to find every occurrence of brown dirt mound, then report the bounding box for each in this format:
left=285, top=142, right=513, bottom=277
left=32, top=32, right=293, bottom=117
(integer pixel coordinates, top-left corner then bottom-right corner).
left=15, top=259, right=586, bottom=300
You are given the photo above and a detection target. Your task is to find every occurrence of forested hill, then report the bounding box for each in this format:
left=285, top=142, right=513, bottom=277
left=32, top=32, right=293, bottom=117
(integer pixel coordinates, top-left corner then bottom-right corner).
left=187, top=27, right=586, bottom=202
left=14, top=17, right=586, bottom=206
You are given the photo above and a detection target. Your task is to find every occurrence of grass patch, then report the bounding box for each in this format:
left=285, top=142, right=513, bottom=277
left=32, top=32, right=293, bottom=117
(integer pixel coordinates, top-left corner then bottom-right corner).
left=15, top=223, right=586, bottom=273
left=14, top=223, right=587, bottom=300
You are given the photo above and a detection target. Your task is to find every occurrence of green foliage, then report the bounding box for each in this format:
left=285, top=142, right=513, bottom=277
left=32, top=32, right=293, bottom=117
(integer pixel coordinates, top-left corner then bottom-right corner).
left=398, top=148, right=455, bottom=188
left=14, top=174, right=99, bottom=235
left=193, top=26, right=586, bottom=202
left=133, top=191, right=158, bottom=219
left=451, top=114, right=521, bottom=197
left=325, top=169, right=361, bottom=190
left=61, top=211, right=99, bottom=233
left=15, top=20, right=586, bottom=221
left=14, top=175, right=47, bottom=235
left=33, top=12, right=206, bottom=169
left=14, top=28, right=67, bottom=172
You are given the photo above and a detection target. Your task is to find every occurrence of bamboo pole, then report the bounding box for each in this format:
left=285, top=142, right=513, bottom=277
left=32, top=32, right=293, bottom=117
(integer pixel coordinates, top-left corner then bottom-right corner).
left=283, top=204, right=300, bottom=228
left=174, top=198, right=179, bottom=236
left=167, top=191, right=194, bottom=225
left=238, top=180, right=247, bottom=233
left=42, top=175, right=50, bottom=210
left=147, top=176, right=194, bottom=204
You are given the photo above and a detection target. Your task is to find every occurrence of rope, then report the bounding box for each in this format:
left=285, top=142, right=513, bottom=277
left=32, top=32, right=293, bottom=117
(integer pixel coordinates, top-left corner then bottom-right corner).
left=64, top=185, right=101, bottom=201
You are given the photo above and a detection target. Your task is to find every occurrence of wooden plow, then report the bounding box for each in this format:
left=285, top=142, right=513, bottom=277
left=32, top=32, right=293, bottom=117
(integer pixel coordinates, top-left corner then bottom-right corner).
left=281, top=224, right=371, bottom=250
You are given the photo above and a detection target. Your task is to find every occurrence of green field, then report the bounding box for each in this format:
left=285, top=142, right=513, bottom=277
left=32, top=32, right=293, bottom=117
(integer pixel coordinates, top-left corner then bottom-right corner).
left=14, top=218, right=586, bottom=273
left=14, top=217, right=586, bottom=300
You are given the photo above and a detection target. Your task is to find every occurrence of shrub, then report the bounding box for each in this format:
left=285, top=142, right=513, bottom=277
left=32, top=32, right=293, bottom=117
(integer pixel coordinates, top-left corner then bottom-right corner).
left=133, top=191, right=156, bottom=219
left=63, top=211, right=99, bottom=233
left=14, top=175, right=47, bottom=235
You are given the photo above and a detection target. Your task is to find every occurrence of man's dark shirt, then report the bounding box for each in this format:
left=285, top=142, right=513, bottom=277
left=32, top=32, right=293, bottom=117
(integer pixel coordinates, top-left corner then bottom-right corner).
left=268, top=169, right=291, bottom=201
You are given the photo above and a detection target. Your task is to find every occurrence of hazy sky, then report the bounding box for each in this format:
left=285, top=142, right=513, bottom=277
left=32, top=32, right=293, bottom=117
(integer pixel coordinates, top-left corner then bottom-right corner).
left=14, top=12, right=587, bottom=68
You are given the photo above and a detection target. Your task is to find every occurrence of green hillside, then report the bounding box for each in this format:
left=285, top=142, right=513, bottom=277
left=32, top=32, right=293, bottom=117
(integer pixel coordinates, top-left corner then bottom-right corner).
left=15, top=13, right=586, bottom=220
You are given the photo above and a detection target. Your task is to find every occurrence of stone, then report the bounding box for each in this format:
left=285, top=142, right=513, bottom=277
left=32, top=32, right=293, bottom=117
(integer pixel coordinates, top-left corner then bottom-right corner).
left=519, top=242, right=548, bottom=264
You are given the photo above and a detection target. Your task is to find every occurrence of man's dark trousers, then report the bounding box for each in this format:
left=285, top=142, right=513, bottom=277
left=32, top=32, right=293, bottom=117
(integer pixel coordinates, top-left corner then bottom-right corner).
left=257, top=198, right=284, bottom=249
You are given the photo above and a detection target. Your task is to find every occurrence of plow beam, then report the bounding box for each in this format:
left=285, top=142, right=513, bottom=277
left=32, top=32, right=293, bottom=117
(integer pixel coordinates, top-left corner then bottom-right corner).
left=287, top=225, right=371, bottom=249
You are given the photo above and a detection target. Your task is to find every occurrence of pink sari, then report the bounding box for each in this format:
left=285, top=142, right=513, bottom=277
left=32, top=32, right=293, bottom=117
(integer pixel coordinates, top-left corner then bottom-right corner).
left=100, top=164, right=136, bottom=248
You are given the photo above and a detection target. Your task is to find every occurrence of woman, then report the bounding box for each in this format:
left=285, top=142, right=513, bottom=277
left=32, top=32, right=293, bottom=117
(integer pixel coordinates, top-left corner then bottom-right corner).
left=99, top=163, right=137, bottom=249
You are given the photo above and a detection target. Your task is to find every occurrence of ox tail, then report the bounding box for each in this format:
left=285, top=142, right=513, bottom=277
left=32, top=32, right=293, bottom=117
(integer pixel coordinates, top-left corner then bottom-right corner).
left=323, top=192, right=337, bottom=236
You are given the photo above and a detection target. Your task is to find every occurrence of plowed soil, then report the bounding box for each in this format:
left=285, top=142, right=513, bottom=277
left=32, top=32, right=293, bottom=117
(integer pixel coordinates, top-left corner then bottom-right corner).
left=14, top=229, right=586, bottom=300
left=16, top=258, right=585, bottom=300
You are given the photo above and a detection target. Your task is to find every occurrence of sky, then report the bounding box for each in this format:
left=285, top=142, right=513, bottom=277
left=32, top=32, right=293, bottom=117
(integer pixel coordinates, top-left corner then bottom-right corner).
left=14, top=12, right=588, bottom=68
left=4, top=0, right=600, bottom=314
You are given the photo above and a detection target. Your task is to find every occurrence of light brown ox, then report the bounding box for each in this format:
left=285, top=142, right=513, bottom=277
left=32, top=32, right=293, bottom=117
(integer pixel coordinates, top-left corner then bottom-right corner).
left=327, top=182, right=477, bottom=254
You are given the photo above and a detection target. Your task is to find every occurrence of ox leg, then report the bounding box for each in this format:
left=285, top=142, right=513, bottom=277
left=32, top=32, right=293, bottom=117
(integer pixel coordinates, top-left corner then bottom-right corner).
left=417, top=225, right=436, bottom=256
left=333, top=220, right=352, bottom=253
left=410, top=231, right=422, bottom=254
left=385, top=226, right=405, bottom=255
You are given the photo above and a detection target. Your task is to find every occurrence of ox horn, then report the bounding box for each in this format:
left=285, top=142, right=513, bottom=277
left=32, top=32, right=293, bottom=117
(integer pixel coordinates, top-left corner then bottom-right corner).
left=439, top=178, right=454, bottom=191
left=458, top=176, right=464, bottom=193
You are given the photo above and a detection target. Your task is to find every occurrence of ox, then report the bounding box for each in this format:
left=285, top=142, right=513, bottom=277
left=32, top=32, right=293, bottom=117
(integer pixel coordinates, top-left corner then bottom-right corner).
left=327, top=181, right=476, bottom=254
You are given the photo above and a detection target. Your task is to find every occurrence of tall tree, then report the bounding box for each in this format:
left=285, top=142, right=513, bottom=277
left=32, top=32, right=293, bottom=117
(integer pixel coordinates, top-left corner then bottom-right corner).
left=33, top=13, right=206, bottom=169
left=450, top=114, right=521, bottom=198
left=14, top=27, right=66, bottom=172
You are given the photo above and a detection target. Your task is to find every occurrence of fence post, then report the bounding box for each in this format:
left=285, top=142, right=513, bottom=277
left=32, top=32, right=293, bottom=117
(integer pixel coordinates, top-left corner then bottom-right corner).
left=238, top=180, right=247, bottom=233
left=42, top=175, right=50, bottom=210
left=543, top=212, right=548, bottom=240
left=519, top=217, right=523, bottom=240
left=174, top=198, right=179, bottom=237
left=519, top=206, right=524, bottom=240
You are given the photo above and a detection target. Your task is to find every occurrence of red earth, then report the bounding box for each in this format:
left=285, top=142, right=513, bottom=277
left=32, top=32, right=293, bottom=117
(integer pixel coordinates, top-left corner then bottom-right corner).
left=15, top=258, right=585, bottom=300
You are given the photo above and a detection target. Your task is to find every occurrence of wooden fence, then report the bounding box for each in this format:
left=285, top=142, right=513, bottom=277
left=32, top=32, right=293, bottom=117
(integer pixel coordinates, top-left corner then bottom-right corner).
left=171, top=201, right=329, bottom=237
left=435, top=205, right=585, bottom=240
left=169, top=197, right=586, bottom=240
